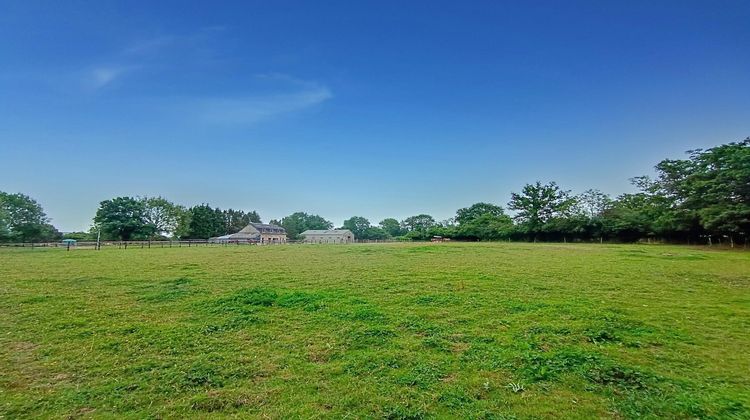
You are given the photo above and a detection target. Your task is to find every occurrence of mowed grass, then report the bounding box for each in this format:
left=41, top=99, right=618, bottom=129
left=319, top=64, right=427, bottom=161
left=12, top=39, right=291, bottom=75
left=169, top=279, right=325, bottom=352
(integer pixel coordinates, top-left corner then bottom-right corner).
left=1, top=243, right=749, bottom=419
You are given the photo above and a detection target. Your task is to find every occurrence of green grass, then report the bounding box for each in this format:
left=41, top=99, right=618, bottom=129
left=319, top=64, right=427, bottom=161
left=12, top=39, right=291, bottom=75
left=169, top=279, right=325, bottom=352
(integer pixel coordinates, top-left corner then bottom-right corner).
left=1, top=243, right=748, bottom=418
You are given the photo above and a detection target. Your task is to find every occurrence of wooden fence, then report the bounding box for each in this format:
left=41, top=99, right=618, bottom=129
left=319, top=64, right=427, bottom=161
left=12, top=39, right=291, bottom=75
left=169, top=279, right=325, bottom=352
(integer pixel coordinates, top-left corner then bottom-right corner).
left=0, top=240, right=247, bottom=251
left=0, top=238, right=409, bottom=251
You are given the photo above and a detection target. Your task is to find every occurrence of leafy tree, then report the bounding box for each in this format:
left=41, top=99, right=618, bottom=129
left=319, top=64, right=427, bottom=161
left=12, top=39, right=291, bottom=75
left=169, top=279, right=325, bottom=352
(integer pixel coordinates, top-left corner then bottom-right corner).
left=174, top=209, right=193, bottom=239
left=379, top=218, right=404, bottom=237
left=456, top=213, right=513, bottom=241
left=223, top=209, right=262, bottom=234
left=427, top=224, right=457, bottom=239
left=141, top=197, right=185, bottom=238
left=601, top=193, right=655, bottom=242
left=454, top=202, right=512, bottom=241
left=401, top=214, right=436, bottom=240
left=278, top=212, right=333, bottom=240
left=342, top=216, right=371, bottom=239
left=401, top=214, right=435, bottom=232
left=455, top=203, right=506, bottom=225
left=0, top=206, right=10, bottom=242
left=340, top=217, right=391, bottom=240
left=654, top=139, right=750, bottom=244
left=558, top=190, right=614, bottom=242
left=62, top=231, right=95, bottom=241
left=93, top=197, right=149, bottom=241
left=599, top=176, right=695, bottom=243
left=363, top=226, right=389, bottom=240
left=508, top=181, right=575, bottom=241
left=542, top=214, right=590, bottom=242
left=574, top=190, right=612, bottom=219
left=0, top=192, right=60, bottom=242
left=185, top=204, right=225, bottom=239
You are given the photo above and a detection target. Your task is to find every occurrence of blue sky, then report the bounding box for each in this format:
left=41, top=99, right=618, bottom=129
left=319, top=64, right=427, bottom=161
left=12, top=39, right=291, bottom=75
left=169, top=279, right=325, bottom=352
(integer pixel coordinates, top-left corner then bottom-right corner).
left=2, top=1, right=749, bottom=231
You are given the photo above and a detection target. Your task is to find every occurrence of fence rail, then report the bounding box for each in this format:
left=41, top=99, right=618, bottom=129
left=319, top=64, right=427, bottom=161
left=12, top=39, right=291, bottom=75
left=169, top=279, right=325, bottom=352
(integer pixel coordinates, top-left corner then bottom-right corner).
left=4, top=239, right=739, bottom=251
left=0, top=239, right=408, bottom=250
left=0, top=240, right=237, bottom=250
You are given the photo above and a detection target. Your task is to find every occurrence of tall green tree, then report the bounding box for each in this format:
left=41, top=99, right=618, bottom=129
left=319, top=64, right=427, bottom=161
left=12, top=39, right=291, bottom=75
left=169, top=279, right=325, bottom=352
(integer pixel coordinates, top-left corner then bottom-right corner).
left=62, top=231, right=95, bottom=241
left=94, top=197, right=149, bottom=241
left=340, top=216, right=390, bottom=240
left=454, top=203, right=513, bottom=241
left=223, top=209, right=262, bottom=233
left=363, top=226, right=389, bottom=240
left=277, top=212, right=333, bottom=240
left=401, top=214, right=435, bottom=232
left=602, top=192, right=660, bottom=242
left=0, top=192, right=60, bottom=242
left=401, top=214, right=436, bottom=240
left=141, top=196, right=185, bottom=238
left=342, top=216, right=371, bottom=239
left=455, top=203, right=506, bottom=225
left=174, top=209, right=193, bottom=239
left=508, top=181, right=575, bottom=241
left=653, top=139, right=750, bottom=244
left=0, top=206, right=10, bottom=242
left=563, top=190, right=613, bottom=241
left=379, top=218, right=404, bottom=237
left=574, top=189, right=612, bottom=219
left=185, top=204, right=226, bottom=239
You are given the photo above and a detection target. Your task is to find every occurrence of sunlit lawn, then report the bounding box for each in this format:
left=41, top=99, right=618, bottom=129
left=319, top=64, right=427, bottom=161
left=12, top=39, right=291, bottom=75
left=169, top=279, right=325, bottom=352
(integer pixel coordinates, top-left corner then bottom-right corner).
left=1, top=242, right=748, bottom=418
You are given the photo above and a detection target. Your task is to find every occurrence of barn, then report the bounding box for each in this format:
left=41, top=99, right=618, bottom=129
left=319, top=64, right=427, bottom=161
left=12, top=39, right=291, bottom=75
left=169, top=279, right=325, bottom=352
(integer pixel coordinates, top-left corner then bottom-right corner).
left=210, top=222, right=287, bottom=244
left=301, top=229, right=355, bottom=244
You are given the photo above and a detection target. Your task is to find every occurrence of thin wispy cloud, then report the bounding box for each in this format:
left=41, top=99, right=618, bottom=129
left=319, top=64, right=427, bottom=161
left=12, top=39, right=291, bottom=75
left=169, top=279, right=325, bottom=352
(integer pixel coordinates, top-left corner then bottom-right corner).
left=254, top=72, right=320, bottom=88
left=75, top=30, right=333, bottom=124
left=86, top=65, right=137, bottom=89
left=197, top=84, right=333, bottom=125
left=82, top=27, right=223, bottom=91
left=120, top=35, right=177, bottom=56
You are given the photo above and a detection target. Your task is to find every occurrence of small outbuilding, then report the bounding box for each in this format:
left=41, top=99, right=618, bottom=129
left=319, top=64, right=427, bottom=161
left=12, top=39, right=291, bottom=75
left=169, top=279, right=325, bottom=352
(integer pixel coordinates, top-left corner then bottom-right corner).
left=301, top=229, right=355, bottom=244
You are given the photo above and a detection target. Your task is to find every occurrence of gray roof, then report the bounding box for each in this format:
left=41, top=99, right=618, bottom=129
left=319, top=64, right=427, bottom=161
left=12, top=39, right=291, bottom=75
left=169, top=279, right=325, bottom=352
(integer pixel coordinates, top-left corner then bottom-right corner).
left=214, top=231, right=259, bottom=240
left=210, top=222, right=285, bottom=241
left=301, top=229, right=354, bottom=236
left=246, top=222, right=286, bottom=234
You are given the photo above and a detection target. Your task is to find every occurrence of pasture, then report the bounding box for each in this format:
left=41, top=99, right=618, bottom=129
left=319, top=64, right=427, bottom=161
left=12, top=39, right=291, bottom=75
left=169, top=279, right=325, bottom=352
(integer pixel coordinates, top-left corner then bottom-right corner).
left=1, top=243, right=748, bottom=418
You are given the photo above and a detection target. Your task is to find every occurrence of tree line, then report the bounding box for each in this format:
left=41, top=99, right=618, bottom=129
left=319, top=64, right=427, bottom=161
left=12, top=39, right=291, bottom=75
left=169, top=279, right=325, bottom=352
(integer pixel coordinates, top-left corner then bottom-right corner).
left=90, top=198, right=263, bottom=241
left=1, top=138, right=747, bottom=245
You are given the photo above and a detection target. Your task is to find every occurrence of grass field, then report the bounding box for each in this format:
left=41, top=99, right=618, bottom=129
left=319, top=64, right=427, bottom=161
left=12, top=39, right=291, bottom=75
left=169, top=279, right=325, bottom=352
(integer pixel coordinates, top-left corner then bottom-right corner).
left=1, top=243, right=748, bottom=419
